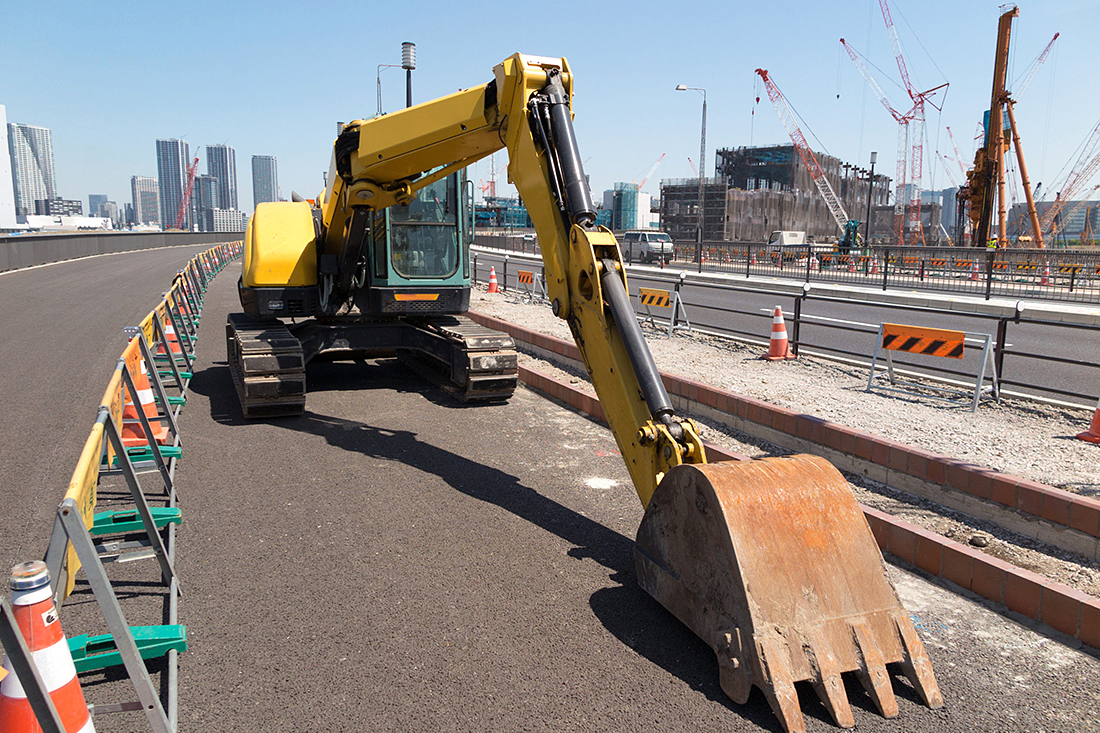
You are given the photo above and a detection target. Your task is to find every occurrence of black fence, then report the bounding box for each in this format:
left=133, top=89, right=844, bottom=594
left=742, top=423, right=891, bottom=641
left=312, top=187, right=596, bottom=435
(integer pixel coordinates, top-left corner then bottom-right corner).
left=471, top=250, right=1100, bottom=408
left=474, top=233, right=1100, bottom=305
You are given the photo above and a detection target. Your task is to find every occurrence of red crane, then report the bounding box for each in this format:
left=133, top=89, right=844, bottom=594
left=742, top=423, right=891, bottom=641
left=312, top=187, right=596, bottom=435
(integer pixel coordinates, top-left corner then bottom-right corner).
left=755, top=68, right=851, bottom=232
left=175, top=153, right=200, bottom=230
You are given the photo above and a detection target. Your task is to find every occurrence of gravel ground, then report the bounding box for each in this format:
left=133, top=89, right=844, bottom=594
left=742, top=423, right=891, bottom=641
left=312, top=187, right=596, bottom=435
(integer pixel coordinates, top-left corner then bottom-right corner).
left=470, top=289, right=1100, bottom=598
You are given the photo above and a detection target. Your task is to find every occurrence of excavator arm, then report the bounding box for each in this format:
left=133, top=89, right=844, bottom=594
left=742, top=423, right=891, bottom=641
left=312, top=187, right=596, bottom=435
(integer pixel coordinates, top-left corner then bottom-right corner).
left=325, top=53, right=941, bottom=733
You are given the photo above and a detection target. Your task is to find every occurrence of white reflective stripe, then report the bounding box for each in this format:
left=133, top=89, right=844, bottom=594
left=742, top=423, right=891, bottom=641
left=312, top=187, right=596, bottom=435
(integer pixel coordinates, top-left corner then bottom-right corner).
left=771, top=330, right=788, bottom=340
left=12, top=585, right=52, bottom=606
left=76, top=714, right=97, bottom=733
left=0, top=636, right=77, bottom=698
left=164, top=325, right=176, bottom=335
left=137, top=388, right=154, bottom=404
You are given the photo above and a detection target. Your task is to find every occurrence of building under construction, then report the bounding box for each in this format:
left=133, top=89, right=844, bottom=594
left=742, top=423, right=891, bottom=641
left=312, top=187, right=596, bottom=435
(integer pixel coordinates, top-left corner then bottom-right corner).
left=660, top=144, right=891, bottom=243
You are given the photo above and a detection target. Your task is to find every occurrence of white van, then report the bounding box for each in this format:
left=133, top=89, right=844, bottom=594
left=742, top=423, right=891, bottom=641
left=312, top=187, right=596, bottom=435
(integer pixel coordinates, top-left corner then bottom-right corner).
left=766, top=230, right=806, bottom=247
left=622, top=230, right=675, bottom=264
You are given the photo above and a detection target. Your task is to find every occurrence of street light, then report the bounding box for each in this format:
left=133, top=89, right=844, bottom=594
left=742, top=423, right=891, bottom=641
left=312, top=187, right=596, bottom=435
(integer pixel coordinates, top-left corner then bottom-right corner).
left=402, top=41, right=416, bottom=108
left=864, top=151, right=877, bottom=252
left=676, top=84, right=706, bottom=269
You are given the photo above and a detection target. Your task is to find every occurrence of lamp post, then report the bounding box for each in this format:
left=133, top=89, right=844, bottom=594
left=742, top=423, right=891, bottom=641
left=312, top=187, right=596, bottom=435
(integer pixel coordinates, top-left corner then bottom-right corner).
left=676, top=84, right=706, bottom=270
left=402, top=42, right=416, bottom=108
left=864, top=152, right=877, bottom=253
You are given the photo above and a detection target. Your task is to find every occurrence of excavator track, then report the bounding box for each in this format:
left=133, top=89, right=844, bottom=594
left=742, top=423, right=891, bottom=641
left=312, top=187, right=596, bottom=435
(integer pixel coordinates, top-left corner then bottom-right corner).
left=400, top=315, right=518, bottom=402
left=226, top=313, right=307, bottom=418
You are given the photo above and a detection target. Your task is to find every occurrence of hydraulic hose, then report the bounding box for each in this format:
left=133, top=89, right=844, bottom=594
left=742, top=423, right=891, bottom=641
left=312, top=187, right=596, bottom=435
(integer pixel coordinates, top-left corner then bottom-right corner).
left=544, top=70, right=597, bottom=227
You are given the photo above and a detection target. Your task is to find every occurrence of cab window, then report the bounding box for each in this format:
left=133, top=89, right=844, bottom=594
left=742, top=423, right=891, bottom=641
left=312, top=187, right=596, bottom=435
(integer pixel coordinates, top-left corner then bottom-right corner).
left=389, top=176, right=460, bottom=279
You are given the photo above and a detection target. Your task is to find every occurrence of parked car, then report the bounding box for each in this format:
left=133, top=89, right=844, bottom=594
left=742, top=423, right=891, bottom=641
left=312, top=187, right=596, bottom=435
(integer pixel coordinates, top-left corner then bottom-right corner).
left=622, top=230, right=675, bottom=264
left=765, top=230, right=808, bottom=261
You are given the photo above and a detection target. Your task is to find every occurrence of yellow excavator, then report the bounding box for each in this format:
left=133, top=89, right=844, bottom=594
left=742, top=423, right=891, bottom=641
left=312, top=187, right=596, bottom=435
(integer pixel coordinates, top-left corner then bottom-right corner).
left=231, top=54, right=942, bottom=732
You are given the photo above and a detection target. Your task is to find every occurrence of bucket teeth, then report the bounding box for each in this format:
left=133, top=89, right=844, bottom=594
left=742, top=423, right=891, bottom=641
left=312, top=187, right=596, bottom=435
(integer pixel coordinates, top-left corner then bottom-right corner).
left=805, top=629, right=855, bottom=729
left=852, top=621, right=899, bottom=718
left=634, top=457, right=945, bottom=732
left=894, top=612, right=944, bottom=709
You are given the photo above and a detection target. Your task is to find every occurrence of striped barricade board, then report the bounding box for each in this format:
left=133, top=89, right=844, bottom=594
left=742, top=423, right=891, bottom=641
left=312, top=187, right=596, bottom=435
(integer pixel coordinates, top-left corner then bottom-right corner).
left=866, top=322, right=998, bottom=412
left=637, top=287, right=691, bottom=335
left=513, top=268, right=548, bottom=303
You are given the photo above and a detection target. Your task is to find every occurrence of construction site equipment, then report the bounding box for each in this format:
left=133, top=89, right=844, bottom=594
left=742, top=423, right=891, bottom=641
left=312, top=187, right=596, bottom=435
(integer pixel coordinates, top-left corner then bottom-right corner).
left=755, top=69, right=862, bottom=251
left=237, top=54, right=941, bottom=731
left=867, top=323, right=998, bottom=411
left=0, top=562, right=95, bottom=733
left=763, top=305, right=796, bottom=360
left=841, top=27, right=947, bottom=246
left=173, top=151, right=200, bottom=232
left=1038, top=120, right=1100, bottom=240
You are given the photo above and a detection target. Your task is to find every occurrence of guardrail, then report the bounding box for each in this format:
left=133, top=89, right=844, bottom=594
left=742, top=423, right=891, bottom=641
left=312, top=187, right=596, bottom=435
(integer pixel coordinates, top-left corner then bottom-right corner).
left=0, top=242, right=241, bottom=732
left=473, top=233, right=1100, bottom=304
left=0, top=231, right=244, bottom=272
left=471, top=250, right=1100, bottom=409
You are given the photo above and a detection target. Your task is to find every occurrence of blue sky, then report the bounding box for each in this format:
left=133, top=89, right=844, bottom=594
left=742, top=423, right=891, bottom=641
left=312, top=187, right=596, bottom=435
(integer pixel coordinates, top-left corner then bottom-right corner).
left=3, top=0, right=1098, bottom=215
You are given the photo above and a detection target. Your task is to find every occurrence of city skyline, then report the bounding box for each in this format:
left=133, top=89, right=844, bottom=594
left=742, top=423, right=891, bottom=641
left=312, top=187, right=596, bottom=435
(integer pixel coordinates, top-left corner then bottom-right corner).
left=8, top=121, right=56, bottom=216
left=252, top=155, right=279, bottom=208
left=156, top=138, right=191, bottom=230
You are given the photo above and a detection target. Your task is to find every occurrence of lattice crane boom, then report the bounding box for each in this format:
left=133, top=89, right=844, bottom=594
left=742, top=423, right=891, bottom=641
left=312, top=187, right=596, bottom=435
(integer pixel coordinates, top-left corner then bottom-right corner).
left=1039, top=119, right=1100, bottom=234
left=175, top=153, right=200, bottom=231
left=755, top=68, right=849, bottom=232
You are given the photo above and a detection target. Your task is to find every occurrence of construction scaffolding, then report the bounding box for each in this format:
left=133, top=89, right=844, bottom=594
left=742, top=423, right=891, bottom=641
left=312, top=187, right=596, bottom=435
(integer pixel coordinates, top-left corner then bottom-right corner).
left=658, top=178, right=729, bottom=242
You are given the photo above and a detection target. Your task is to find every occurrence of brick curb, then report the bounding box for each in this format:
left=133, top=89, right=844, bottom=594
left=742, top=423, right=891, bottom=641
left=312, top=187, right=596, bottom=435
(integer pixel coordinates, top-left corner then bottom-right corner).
left=476, top=311, right=1100, bottom=649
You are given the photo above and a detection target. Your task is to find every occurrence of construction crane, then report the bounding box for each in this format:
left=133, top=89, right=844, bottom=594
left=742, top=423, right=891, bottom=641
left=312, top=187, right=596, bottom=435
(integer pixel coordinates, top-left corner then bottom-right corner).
left=1038, top=118, right=1100, bottom=237
left=1046, top=184, right=1100, bottom=242
left=686, top=157, right=698, bottom=176
left=1009, top=32, right=1059, bottom=100
left=755, top=68, right=861, bottom=248
left=842, top=0, right=948, bottom=246
left=174, top=152, right=200, bottom=231
left=478, top=157, right=508, bottom=198
left=632, top=153, right=665, bottom=190
left=1082, top=205, right=1096, bottom=247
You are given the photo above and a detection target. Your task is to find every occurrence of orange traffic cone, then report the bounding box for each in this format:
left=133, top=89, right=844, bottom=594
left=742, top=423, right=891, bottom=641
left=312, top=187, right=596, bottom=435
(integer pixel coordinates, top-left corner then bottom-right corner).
left=0, top=561, right=95, bottom=733
left=969, top=260, right=979, bottom=281
left=487, top=266, right=500, bottom=294
left=763, top=306, right=796, bottom=361
left=847, top=257, right=855, bottom=273
left=870, top=255, right=880, bottom=275
left=122, top=357, right=170, bottom=448
left=1077, top=398, right=1100, bottom=444
left=1040, top=264, right=1051, bottom=286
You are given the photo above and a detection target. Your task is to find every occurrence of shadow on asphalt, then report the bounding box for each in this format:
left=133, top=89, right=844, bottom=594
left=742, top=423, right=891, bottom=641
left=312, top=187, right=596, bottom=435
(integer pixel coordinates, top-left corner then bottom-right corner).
left=184, top=356, right=909, bottom=731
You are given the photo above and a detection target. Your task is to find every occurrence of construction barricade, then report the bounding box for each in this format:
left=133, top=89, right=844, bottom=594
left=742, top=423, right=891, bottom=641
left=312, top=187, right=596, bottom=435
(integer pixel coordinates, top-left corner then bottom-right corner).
left=1, top=241, right=241, bottom=732
left=866, top=322, right=1000, bottom=412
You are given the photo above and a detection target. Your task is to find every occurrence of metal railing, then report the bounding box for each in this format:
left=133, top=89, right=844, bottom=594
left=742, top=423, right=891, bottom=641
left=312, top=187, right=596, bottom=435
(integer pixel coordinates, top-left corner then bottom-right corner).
left=471, top=249, right=1100, bottom=408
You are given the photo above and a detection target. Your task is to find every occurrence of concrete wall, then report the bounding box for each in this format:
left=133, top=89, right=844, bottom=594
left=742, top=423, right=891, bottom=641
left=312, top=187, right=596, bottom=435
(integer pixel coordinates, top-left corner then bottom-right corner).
left=0, top=231, right=244, bottom=272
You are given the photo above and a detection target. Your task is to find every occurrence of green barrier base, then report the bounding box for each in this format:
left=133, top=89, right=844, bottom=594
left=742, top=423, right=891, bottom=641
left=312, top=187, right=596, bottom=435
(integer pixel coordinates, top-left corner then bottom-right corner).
left=69, top=625, right=187, bottom=673
left=91, top=507, right=181, bottom=536
left=157, top=370, right=193, bottom=381
left=101, top=445, right=183, bottom=468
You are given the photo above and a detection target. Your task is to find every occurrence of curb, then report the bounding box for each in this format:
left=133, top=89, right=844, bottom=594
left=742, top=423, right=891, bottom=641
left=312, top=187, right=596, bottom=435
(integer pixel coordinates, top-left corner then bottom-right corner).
left=475, top=311, right=1100, bottom=651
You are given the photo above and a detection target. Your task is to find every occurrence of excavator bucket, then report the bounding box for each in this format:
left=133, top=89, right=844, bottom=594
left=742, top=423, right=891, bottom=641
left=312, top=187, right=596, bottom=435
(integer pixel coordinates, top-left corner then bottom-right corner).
left=634, top=455, right=942, bottom=733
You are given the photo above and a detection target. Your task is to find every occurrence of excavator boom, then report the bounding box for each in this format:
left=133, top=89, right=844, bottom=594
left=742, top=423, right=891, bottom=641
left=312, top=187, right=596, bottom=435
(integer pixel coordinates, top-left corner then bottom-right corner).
left=331, top=53, right=941, bottom=731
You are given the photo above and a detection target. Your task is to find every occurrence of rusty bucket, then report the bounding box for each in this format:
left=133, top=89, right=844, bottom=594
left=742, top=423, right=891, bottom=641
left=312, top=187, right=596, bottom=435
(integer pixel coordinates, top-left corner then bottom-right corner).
left=634, top=455, right=942, bottom=732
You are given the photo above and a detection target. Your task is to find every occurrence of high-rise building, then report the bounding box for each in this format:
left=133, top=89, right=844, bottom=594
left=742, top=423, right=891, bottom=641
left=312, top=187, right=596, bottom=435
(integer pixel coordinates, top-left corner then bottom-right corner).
left=157, top=139, right=190, bottom=229
left=194, top=174, right=218, bottom=231
left=89, top=193, right=108, bottom=217
left=206, top=144, right=237, bottom=211
left=0, top=105, right=18, bottom=229
left=131, top=175, right=160, bottom=225
left=252, top=155, right=279, bottom=208
left=206, top=208, right=244, bottom=232
left=8, top=121, right=56, bottom=216
left=35, top=199, right=82, bottom=216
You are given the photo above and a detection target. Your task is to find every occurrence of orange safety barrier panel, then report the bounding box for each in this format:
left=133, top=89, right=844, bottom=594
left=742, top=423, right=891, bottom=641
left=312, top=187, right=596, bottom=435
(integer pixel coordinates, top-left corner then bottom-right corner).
left=880, top=323, right=965, bottom=359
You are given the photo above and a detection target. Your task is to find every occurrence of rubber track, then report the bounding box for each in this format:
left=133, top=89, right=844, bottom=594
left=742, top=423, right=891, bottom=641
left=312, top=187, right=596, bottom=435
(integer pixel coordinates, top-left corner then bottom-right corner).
left=226, top=313, right=306, bottom=418
left=404, top=315, right=519, bottom=402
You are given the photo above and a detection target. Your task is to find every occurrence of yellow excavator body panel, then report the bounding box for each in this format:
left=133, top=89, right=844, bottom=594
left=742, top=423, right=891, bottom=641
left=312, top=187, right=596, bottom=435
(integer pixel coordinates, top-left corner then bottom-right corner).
left=242, top=201, right=318, bottom=288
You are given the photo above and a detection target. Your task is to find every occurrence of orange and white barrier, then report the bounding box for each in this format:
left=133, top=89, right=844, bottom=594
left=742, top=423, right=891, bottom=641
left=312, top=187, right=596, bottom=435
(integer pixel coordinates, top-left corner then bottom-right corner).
left=0, top=562, right=94, bottom=733
left=1077, top=398, right=1100, bottom=444
left=763, top=306, right=796, bottom=361
left=1040, top=264, right=1051, bottom=286
left=487, top=266, right=500, bottom=293
left=969, top=261, right=979, bottom=281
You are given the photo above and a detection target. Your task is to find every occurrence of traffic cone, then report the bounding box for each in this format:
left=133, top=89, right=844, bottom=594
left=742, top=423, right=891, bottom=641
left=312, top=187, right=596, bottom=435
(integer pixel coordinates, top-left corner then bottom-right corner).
left=0, top=561, right=95, bottom=733
left=810, top=254, right=819, bottom=271
left=750, top=252, right=757, bottom=266
left=487, top=266, right=500, bottom=294
left=847, top=257, right=855, bottom=273
left=870, top=255, right=880, bottom=275
left=969, top=260, right=979, bottom=281
left=122, top=358, right=170, bottom=448
left=763, top=306, right=796, bottom=361
left=1040, top=264, right=1050, bottom=286
left=1077, top=398, right=1100, bottom=444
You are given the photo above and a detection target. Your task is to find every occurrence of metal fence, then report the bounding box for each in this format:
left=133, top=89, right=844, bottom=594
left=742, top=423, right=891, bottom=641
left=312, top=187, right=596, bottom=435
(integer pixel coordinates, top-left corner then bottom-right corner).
left=670, top=243, right=1100, bottom=305
left=471, top=250, right=1100, bottom=408
left=473, top=233, right=1100, bottom=304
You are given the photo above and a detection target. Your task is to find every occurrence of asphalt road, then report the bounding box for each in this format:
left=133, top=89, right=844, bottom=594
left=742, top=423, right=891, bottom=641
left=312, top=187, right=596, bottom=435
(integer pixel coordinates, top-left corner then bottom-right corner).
left=474, top=250, right=1100, bottom=407
left=1, top=249, right=1098, bottom=732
